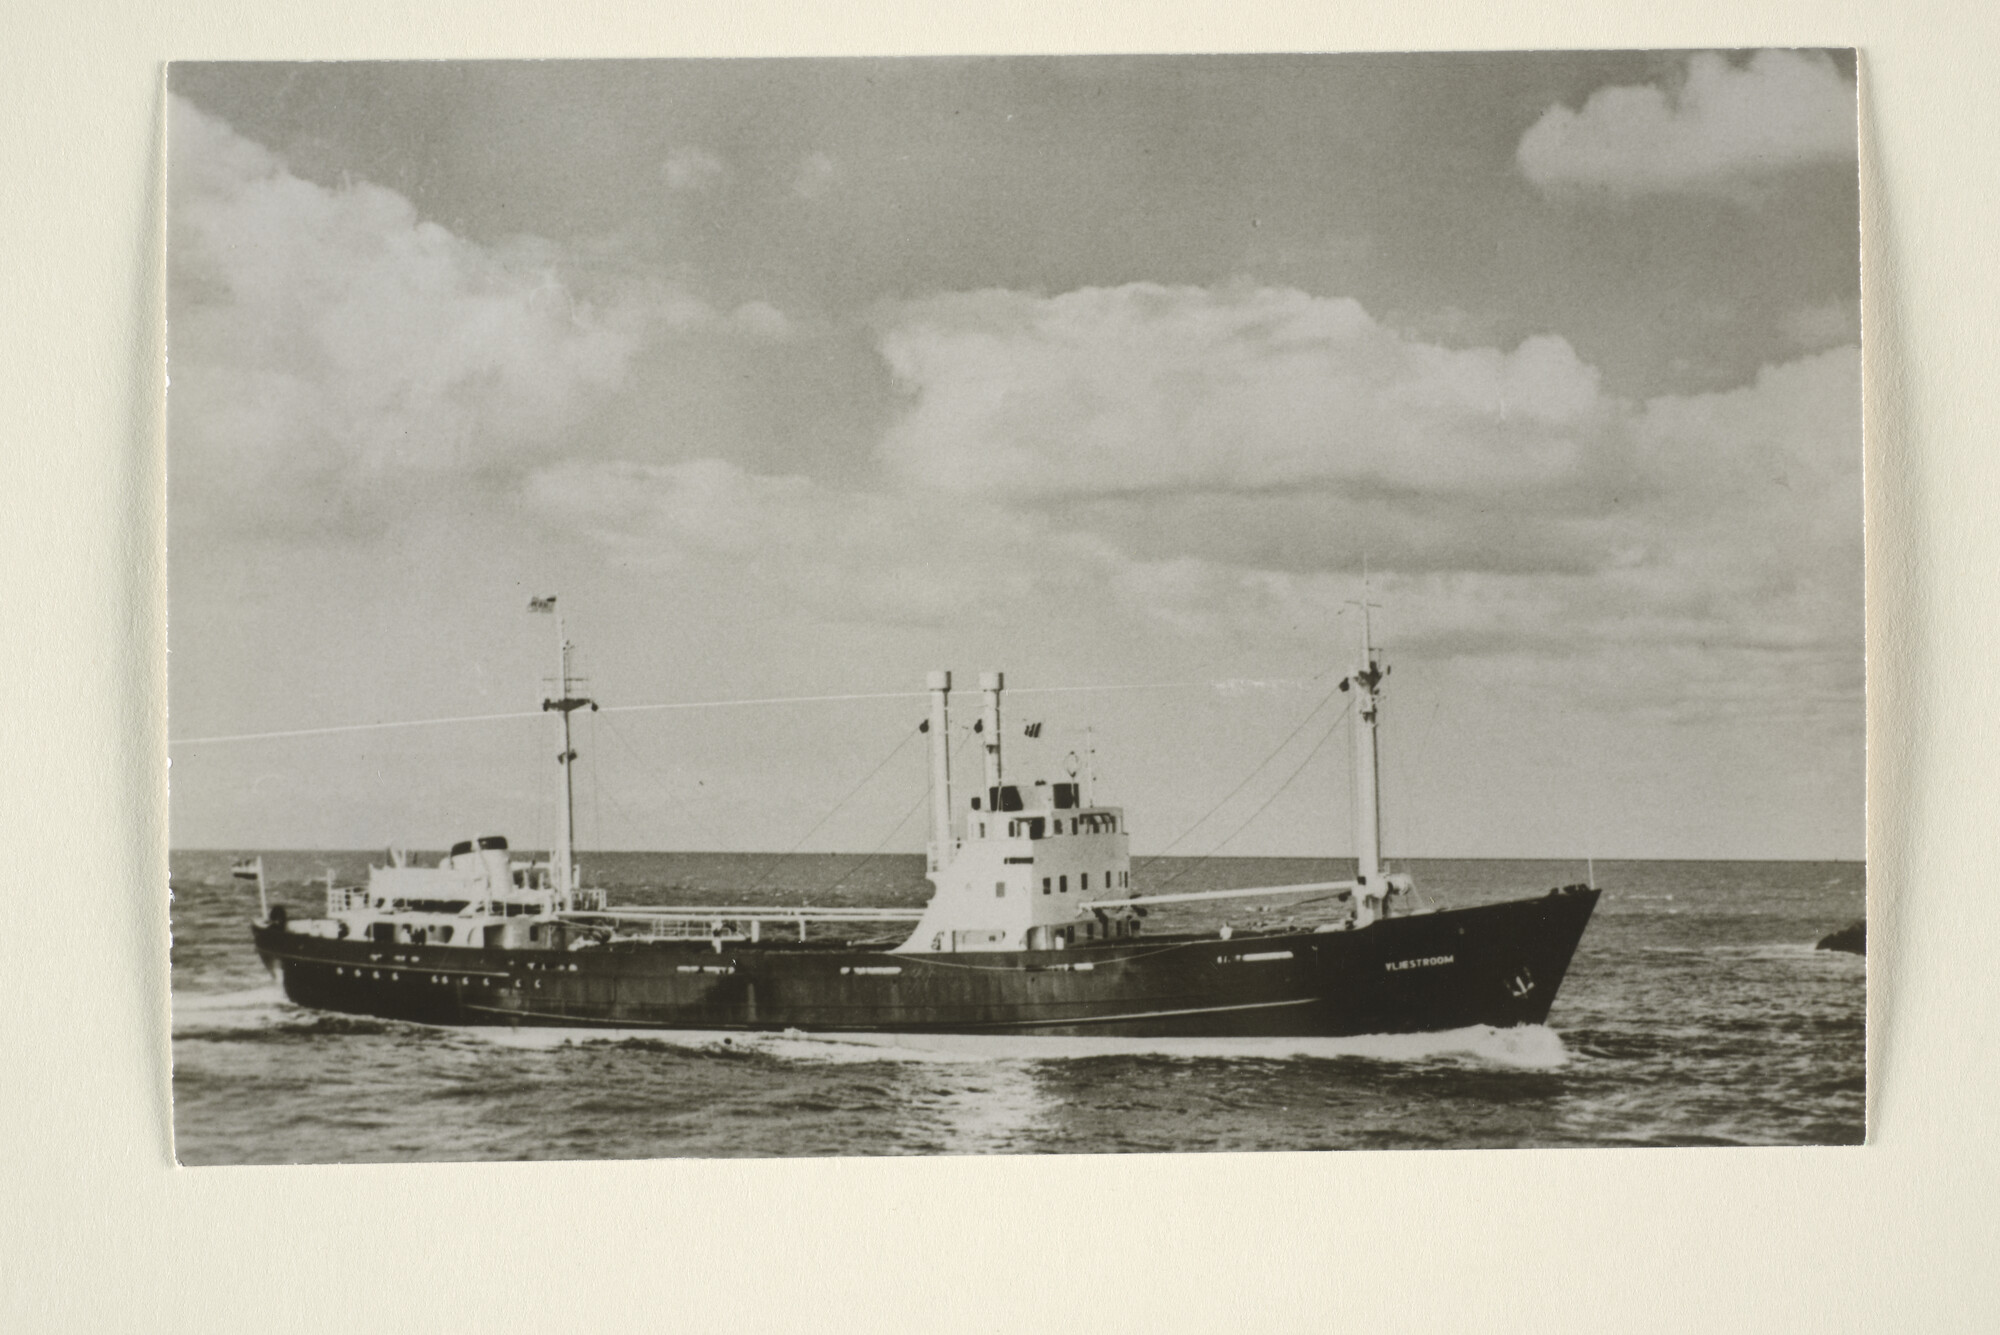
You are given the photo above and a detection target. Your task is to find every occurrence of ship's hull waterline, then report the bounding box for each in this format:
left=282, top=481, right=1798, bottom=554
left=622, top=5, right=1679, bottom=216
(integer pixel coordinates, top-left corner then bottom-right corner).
left=254, top=886, right=1597, bottom=1037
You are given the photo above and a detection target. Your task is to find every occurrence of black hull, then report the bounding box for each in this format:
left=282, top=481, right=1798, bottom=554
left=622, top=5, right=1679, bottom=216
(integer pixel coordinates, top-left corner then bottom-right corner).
left=253, top=887, right=1598, bottom=1038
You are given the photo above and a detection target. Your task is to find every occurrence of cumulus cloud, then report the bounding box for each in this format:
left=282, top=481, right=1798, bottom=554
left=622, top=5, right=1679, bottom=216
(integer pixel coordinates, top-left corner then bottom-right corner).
left=172, top=78, right=1857, bottom=727
left=168, top=96, right=660, bottom=530
left=494, top=272, right=1853, bottom=718
left=878, top=285, right=1608, bottom=503
left=168, top=98, right=810, bottom=533
left=525, top=456, right=1118, bottom=628
left=1517, top=50, right=1856, bottom=201
left=662, top=146, right=725, bottom=191
left=521, top=279, right=1855, bottom=729
left=861, top=281, right=1859, bottom=706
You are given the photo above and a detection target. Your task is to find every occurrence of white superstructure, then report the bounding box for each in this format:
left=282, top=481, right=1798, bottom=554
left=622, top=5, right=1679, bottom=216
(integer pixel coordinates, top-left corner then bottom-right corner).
left=900, top=603, right=1422, bottom=951
left=901, top=669, right=1140, bottom=953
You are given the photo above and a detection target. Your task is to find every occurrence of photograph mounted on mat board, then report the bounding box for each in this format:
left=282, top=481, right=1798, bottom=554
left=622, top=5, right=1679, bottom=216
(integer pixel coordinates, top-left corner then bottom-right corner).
left=165, top=52, right=1863, bottom=1163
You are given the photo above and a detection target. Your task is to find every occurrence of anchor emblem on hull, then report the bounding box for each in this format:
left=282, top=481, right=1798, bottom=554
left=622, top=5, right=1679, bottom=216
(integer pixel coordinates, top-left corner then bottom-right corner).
left=1506, top=967, right=1536, bottom=999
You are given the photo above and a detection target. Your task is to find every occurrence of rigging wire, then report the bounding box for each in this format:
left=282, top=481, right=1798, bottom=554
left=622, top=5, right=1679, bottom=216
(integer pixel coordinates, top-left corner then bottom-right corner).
left=1400, top=693, right=1445, bottom=861
left=585, top=737, right=649, bottom=856
left=166, top=678, right=1296, bottom=747
left=804, top=718, right=973, bottom=908
left=596, top=713, right=733, bottom=853
left=588, top=709, right=603, bottom=856
left=171, top=708, right=551, bottom=747
left=746, top=725, right=922, bottom=895
left=1153, top=697, right=1355, bottom=892
left=813, top=782, right=932, bottom=903
left=1135, top=675, right=1351, bottom=873
left=592, top=780, right=643, bottom=854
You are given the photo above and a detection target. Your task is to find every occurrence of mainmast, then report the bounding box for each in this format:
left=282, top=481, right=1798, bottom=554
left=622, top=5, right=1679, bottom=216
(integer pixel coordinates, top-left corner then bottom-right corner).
left=1343, top=595, right=1387, bottom=924
left=534, top=598, right=595, bottom=901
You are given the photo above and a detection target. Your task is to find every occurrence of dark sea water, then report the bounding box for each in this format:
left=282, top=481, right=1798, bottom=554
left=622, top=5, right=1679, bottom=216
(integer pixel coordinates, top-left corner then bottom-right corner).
left=169, top=853, right=1865, bottom=1162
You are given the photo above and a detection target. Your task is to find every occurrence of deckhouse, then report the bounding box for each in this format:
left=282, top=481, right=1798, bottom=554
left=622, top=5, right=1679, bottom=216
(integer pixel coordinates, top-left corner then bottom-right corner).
left=900, top=671, right=1139, bottom=953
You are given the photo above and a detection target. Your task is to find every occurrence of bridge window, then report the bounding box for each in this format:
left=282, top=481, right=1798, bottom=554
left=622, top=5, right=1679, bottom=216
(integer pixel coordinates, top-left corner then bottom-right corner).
left=1081, top=873, right=1089, bottom=891
left=1043, top=878, right=1051, bottom=895
left=1059, top=875, right=1068, bottom=894
left=995, top=881, right=1006, bottom=898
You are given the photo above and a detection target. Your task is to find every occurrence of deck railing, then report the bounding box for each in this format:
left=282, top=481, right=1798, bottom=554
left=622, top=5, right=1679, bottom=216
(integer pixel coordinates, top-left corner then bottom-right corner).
left=560, top=904, right=922, bottom=944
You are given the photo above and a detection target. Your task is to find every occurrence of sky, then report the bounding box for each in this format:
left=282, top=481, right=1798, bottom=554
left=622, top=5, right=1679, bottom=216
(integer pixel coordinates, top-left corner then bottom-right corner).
left=165, top=53, right=1862, bottom=860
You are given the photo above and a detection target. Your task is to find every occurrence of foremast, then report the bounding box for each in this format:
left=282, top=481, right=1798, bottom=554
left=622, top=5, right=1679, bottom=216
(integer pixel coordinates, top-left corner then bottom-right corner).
left=533, top=597, right=596, bottom=905
left=1342, top=596, right=1392, bottom=925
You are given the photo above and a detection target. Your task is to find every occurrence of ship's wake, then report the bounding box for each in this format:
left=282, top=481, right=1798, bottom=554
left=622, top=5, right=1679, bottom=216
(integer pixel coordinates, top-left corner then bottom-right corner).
left=171, top=987, right=413, bottom=1043
left=170, top=987, right=1570, bottom=1069
left=477, top=1021, right=1572, bottom=1069
left=172, top=985, right=288, bottom=1018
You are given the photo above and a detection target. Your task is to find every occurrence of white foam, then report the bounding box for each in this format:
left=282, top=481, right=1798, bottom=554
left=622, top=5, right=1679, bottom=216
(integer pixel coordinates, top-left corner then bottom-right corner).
left=468, top=1022, right=1570, bottom=1069
left=1705, top=942, right=1833, bottom=959
left=169, top=986, right=1571, bottom=1070
left=172, top=985, right=288, bottom=1020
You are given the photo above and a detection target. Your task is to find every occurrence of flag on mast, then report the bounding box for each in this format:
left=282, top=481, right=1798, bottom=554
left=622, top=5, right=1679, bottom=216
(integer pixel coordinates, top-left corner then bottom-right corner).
left=233, top=855, right=268, bottom=917
left=528, top=596, right=557, bottom=613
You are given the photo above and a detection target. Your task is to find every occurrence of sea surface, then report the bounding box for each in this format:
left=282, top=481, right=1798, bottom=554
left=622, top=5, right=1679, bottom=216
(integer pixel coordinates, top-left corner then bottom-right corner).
left=170, top=853, right=1865, bottom=1162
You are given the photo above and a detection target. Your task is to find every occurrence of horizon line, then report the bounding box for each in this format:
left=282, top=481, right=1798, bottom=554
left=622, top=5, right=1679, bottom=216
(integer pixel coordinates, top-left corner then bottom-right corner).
left=167, top=846, right=1867, bottom=864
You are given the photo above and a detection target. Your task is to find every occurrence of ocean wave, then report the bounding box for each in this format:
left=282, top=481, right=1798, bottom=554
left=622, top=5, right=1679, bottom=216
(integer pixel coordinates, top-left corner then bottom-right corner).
left=175, top=1013, right=406, bottom=1044
left=1639, top=942, right=1856, bottom=959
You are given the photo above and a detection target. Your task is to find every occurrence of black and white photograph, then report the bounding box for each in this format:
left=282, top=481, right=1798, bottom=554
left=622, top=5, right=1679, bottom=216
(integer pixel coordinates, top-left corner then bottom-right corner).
left=165, top=52, right=1863, bottom=1163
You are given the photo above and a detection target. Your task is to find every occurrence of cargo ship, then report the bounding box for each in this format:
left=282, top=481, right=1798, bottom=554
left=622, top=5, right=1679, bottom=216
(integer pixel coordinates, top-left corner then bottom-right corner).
left=250, top=603, right=1598, bottom=1036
